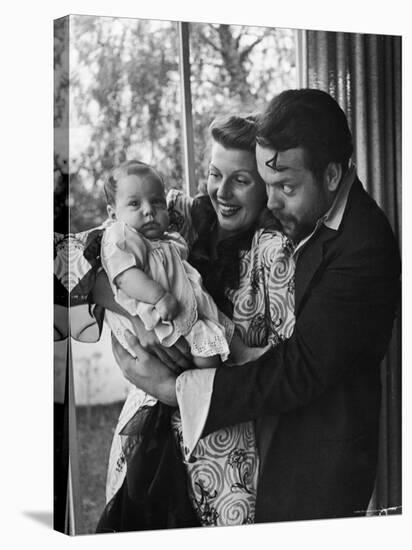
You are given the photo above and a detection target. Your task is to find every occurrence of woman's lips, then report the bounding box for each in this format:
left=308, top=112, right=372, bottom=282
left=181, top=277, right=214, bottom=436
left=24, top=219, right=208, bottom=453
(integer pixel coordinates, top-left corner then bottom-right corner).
left=217, top=202, right=241, bottom=217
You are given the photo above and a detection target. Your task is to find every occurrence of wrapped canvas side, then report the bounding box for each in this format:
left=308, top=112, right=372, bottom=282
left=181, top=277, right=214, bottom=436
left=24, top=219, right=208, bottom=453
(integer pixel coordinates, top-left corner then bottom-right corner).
left=54, top=15, right=83, bottom=535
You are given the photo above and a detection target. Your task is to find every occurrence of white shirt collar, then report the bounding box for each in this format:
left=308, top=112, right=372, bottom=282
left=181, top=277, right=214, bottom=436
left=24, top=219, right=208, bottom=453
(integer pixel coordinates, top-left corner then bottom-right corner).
left=293, top=163, right=356, bottom=257
left=323, top=162, right=356, bottom=231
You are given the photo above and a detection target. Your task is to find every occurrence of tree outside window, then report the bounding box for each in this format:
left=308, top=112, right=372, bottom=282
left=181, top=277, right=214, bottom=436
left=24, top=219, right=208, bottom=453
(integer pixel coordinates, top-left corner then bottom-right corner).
left=54, top=15, right=296, bottom=232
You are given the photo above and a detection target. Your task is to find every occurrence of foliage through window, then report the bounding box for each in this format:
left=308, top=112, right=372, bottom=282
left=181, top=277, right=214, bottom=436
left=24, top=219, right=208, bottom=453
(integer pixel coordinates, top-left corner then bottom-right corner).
left=54, top=15, right=297, bottom=232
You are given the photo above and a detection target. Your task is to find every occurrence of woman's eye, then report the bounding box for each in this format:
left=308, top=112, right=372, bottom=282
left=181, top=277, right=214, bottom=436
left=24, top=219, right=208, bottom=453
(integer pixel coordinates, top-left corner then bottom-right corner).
left=234, top=177, right=249, bottom=185
left=208, top=171, right=220, bottom=179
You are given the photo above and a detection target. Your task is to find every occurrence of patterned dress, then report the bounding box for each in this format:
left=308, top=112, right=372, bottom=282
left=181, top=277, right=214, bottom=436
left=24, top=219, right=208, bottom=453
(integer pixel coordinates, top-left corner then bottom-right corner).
left=168, top=190, right=296, bottom=526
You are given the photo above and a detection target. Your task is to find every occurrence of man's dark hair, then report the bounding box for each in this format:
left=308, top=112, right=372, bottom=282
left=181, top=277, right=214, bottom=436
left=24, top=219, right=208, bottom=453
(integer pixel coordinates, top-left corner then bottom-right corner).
left=257, top=89, right=353, bottom=179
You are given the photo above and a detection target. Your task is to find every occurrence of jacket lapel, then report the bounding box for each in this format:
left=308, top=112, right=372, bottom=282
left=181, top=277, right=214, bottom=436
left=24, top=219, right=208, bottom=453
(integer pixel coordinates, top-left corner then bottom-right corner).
left=293, top=177, right=363, bottom=313
left=294, top=225, right=337, bottom=314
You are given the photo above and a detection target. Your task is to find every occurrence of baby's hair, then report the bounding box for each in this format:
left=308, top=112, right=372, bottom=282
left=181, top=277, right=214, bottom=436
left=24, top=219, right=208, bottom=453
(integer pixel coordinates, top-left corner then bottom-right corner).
left=104, top=160, right=164, bottom=206
left=209, top=114, right=260, bottom=152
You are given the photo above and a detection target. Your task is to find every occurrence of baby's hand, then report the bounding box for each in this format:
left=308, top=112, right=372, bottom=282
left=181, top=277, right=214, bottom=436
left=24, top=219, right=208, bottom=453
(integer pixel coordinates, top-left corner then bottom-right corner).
left=155, top=292, right=179, bottom=322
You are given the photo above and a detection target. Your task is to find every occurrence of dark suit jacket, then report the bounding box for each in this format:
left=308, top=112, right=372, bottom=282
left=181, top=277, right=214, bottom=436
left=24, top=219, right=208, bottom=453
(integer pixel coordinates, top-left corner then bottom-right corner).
left=203, top=178, right=401, bottom=523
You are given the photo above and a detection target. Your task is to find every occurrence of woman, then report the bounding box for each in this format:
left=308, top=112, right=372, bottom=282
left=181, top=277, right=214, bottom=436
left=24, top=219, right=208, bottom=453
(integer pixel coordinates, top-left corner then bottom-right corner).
left=93, top=114, right=296, bottom=530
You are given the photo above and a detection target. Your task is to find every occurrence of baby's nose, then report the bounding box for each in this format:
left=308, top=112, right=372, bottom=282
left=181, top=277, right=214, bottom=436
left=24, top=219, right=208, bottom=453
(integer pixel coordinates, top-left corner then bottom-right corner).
left=142, top=200, right=154, bottom=215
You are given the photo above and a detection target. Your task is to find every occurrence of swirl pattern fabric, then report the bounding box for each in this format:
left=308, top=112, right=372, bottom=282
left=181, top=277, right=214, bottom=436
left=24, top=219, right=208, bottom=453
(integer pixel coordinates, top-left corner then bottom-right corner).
left=105, top=191, right=296, bottom=525
left=171, top=225, right=296, bottom=526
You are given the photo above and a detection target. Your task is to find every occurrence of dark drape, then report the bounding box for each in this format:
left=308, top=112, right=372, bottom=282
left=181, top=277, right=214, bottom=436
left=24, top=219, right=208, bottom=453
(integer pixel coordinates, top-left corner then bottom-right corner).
left=306, top=30, right=402, bottom=514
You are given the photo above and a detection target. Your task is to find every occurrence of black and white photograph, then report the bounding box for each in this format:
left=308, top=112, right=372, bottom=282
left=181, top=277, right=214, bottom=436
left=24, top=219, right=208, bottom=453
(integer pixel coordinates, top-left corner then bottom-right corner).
left=52, top=12, right=402, bottom=537
left=3, top=0, right=412, bottom=547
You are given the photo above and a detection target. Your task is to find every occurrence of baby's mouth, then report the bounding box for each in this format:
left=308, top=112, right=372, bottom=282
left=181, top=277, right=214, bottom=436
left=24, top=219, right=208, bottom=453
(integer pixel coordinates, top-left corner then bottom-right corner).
left=142, top=221, right=159, bottom=230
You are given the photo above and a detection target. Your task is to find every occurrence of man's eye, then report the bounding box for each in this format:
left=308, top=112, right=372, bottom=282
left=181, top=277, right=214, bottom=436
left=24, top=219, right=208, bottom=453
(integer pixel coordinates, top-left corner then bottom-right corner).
left=282, top=185, right=294, bottom=195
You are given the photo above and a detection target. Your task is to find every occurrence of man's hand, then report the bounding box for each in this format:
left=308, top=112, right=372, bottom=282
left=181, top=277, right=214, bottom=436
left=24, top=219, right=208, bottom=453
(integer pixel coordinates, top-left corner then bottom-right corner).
left=112, top=331, right=178, bottom=407
left=128, top=315, right=192, bottom=373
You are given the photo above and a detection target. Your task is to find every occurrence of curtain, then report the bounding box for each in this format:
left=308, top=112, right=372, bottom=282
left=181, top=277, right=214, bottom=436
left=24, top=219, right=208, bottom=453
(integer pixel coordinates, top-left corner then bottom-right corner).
left=306, top=31, right=402, bottom=514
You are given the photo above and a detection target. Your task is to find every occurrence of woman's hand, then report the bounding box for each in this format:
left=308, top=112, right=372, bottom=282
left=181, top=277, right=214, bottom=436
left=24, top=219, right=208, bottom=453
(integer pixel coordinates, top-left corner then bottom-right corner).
left=129, top=316, right=192, bottom=373
left=111, top=331, right=178, bottom=407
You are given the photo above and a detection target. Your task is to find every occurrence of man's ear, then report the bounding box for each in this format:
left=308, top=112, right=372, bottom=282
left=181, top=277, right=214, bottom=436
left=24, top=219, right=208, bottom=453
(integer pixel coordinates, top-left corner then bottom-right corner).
left=107, top=205, right=117, bottom=220
left=324, top=162, right=342, bottom=192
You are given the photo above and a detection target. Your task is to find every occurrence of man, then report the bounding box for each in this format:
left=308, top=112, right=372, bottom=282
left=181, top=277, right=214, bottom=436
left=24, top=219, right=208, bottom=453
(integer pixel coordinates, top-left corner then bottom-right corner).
left=114, top=89, right=401, bottom=522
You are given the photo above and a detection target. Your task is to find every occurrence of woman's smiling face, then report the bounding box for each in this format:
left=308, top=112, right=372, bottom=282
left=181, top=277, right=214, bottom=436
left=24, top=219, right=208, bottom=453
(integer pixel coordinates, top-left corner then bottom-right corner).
left=207, top=141, right=267, bottom=238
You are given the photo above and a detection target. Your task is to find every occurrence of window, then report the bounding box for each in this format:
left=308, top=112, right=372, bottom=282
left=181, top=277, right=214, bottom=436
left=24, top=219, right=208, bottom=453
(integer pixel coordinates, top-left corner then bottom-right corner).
left=62, top=16, right=297, bottom=232
left=54, top=14, right=298, bottom=534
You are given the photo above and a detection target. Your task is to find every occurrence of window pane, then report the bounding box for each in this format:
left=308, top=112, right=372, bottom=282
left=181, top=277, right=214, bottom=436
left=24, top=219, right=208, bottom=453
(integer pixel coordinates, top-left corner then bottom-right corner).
left=61, top=16, right=297, bottom=534
left=189, top=23, right=297, bottom=192
left=69, top=15, right=182, bottom=232
left=68, top=15, right=182, bottom=533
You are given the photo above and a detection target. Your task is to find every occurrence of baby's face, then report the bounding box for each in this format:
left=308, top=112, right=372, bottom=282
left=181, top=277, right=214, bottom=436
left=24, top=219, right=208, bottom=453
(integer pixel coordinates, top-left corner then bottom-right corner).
left=111, top=174, right=169, bottom=239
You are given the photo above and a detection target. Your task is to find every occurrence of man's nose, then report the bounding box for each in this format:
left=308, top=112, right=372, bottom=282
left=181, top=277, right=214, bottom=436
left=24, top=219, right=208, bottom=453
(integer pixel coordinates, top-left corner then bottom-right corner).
left=267, top=187, right=284, bottom=212
left=216, top=177, right=232, bottom=200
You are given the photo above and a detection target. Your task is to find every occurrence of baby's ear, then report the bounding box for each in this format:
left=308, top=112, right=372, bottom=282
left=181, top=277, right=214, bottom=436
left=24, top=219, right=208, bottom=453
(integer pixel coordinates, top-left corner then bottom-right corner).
left=107, top=204, right=116, bottom=220
left=107, top=205, right=117, bottom=220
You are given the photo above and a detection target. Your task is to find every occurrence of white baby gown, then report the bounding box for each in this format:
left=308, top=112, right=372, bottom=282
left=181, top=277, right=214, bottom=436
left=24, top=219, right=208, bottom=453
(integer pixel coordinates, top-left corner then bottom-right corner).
left=101, top=220, right=230, bottom=360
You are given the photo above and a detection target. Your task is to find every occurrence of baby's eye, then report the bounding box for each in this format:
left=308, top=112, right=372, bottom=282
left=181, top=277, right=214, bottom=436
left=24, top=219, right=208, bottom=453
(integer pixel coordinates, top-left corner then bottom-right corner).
left=129, top=200, right=140, bottom=207
left=153, top=199, right=166, bottom=207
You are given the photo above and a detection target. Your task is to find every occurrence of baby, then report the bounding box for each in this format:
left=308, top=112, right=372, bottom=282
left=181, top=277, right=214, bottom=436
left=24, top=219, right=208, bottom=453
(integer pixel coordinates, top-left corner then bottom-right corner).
left=101, top=160, right=232, bottom=368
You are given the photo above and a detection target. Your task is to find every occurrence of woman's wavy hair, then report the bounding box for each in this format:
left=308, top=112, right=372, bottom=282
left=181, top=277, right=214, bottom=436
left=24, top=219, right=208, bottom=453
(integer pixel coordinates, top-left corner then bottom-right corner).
left=209, top=113, right=260, bottom=153
left=189, top=114, right=281, bottom=317
left=257, top=89, right=353, bottom=180
left=104, top=160, right=164, bottom=206
left=207, top=113, right=280, bottom=232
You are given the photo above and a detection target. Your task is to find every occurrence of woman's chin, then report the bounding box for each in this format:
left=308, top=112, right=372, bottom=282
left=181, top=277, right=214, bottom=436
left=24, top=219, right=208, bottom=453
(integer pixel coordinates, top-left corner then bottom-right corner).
left=217, top=213, right=245, bottom=234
